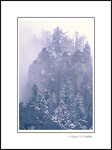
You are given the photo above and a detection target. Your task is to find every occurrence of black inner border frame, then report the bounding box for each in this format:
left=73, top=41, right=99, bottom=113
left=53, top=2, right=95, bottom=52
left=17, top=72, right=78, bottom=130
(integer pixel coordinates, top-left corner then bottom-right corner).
left=17, top=17, right=95, bottom=133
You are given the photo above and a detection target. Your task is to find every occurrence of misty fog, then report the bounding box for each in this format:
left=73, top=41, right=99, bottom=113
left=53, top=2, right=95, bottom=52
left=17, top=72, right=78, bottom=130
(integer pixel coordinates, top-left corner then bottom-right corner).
left=19, top=27, right=49, bottom=101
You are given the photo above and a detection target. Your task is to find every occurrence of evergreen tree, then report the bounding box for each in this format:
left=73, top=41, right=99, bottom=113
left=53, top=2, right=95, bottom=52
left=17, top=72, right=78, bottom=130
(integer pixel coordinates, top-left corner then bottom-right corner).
left=41, top=88, right=51, bottom=114
left=74, top=32, right=85, bottom=52
left=29, top=83, right=42, bottom=108
left=44, top=88, right=51, bottom=100
left=60, top=78, right=75, bottom=105
left=83, top=42, right=92, bottom=65
left=74, top=93, right=87, bottom=129
left=59, top=79, right=86, bottom=128
left=44, top=31, right=52, bottom=47
left=52, top=27, right=72, bottom=55
left=74, top=32, right=79, bottom=51
left=52, top=99, right=70, bottom=129
left=53, top=78, right=79, bottom=129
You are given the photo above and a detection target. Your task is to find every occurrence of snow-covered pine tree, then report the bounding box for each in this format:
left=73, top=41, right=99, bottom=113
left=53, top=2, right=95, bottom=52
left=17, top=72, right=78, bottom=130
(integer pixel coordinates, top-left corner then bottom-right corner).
left=74, top=32, right=85, bottom=52
left=29, top=83, right=42, bottom=109
left=52, top=78, right=79, bottom=129
left=82, top=41, right=92, bottom=65
left=60, top=78, right=85, bottom=129
left=44, top=31, right=52, bottom=48
left=52, top=27, right=73, bottom=56
left=60, top=78, right=75, bottom=105
left=41, top=88, right=51, bottom=114
left=44, top=88, right=51, bottom=101
left=74, top=92, right=87, bottom=129
left=52, top=99, right=70, bottom=129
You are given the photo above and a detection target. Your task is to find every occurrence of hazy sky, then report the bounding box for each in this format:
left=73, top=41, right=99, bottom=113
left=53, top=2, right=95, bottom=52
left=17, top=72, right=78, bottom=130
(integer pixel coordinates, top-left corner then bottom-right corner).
left=19, top=18, right=94, bottom=51
left=18, top=18, right=94, bottom=101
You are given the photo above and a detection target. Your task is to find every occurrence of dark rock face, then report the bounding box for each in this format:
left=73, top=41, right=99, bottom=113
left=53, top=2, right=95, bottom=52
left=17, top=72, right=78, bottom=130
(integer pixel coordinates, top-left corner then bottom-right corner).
left=25, top=46, right=93, bottom=115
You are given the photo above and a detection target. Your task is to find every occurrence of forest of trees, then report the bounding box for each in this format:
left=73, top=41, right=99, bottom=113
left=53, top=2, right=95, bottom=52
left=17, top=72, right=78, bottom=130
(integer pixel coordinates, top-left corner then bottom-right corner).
left=19, top=27, right=93, bottom=130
